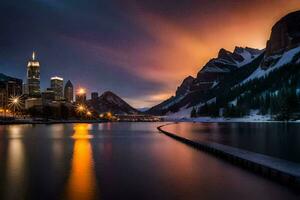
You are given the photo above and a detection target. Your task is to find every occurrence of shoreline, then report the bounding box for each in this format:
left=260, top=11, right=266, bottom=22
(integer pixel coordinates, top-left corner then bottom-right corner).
left=0, top=119, right=164, bottom=125
left=164, top=116, right=300, bottom=123
left=2, top=119, right=300, bottom=125
left=157, top=123, right=300, bottom=188
left=0, top=119, right=104, bottom=125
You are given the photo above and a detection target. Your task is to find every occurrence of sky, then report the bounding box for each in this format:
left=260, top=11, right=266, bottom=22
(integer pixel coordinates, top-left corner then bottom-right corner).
left=0, top=0, right=300, bottom=108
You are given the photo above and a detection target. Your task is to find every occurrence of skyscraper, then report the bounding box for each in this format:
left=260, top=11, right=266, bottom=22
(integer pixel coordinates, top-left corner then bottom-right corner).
left=50, top=76, right=64, bottom=100
left=27, top=51, right=41, bottom=97
left=64, top=80, right=74, bottom=102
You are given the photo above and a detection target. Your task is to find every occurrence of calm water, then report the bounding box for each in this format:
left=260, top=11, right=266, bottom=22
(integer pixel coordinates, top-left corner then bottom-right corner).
left=163, top=122, right=300, bottom=163
left=0, top=122, right=299, bottom=200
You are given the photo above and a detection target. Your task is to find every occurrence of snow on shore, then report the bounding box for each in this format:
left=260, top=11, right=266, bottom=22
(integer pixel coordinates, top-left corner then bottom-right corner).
left=165, top=114, right=272, bottom=123
left=164, top=109, right=300, bottom=123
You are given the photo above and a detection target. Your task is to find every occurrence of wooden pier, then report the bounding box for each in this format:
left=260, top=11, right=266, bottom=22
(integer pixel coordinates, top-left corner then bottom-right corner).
left=158, top=124, right=300, bottom=188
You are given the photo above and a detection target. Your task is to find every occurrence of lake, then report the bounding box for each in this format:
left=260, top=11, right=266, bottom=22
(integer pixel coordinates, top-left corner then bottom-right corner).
left=0, top=122, right=299, bottom=200
left=162, top=122, right=300, bottom=163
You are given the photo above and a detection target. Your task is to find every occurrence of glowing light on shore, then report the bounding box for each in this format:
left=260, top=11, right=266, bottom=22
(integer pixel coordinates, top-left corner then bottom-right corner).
left=8, top=96, right=23, bottom=113
left=76, top=104, right=86, bottom=114
left=86, top=111, right=92, bottom=116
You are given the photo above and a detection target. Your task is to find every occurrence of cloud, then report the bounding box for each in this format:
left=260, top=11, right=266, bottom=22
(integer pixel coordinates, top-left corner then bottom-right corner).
left=1, top=0, right=300, bottom=107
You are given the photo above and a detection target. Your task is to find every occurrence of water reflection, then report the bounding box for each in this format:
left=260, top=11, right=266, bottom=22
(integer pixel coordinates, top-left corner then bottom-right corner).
left=4, top=138, right=26, bottom=199
left=50, top=124, right=65, bottom=139
left=65, top=124, right=97, bottom=200
left=163, top=122, right=300, bottom=163
left=98, top=123, right=112, bottom=131
left=8, top=126, right=22, bottom=139
left=0, top=123, right=299, bottom=200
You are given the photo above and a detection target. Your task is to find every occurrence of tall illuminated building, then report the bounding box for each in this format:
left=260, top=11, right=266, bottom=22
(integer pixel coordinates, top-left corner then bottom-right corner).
left=50, top=76, right=64, bottom=100
left=64, top=80, right=74, bottom=102
left=27, top=51, right=41, bottom=97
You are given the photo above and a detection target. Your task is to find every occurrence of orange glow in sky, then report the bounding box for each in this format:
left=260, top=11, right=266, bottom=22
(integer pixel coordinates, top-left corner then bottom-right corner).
left=65, top=1, right=300, bottom=107
left=127, top=1, right=300, bottom=107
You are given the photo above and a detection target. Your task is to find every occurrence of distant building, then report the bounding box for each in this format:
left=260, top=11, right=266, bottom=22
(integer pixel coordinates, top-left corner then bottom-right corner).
left=75, top=90, right=86, bottom=104
left=27, top=52, right=41, bottom=97
left=50, top=76, right=64, bottom=100
left=0, top=73, right=22, bottom=109
left=41, top=88, right=55, bottom=105
left=64, top=80, right=74, bottom=102
left=22, top=83, right=29, bottom=95
left=91, top=92, right=98, bottom=101
left=25, top=98, right=42, bottom=109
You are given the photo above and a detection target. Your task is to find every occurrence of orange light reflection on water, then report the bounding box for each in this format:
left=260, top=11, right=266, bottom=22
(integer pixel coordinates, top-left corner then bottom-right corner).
left=65, top=124, right=97, bottom=200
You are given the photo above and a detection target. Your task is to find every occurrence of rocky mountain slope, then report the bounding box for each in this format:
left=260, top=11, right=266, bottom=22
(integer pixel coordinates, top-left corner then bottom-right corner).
left=147, top=10, right=300, bottom=118
left=89, top=91, right=139, bottom=114
left=147, top=46, right=262, bottom=115
left=262, top=10, right=300, bottom=69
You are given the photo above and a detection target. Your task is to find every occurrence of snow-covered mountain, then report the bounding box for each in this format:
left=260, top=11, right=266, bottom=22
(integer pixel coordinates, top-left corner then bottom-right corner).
left=201, top=47, right=262, bottom=73
left=240, top=10, right=300, bottom=85
left=89, top=91, right=139, bottom=114
left=147, top=10, right=300, bottom=118
left=147, top=47, right=263, bottom=115
left=192, top=47, right=262, bottom=92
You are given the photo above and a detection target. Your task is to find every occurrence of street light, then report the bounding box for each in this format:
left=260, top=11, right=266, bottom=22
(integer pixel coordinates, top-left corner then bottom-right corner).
left=86, top=111, right=92, bottom=118
left=8, top=96, right=22, bottom=117
left=76, top=104, right=86, bottom=114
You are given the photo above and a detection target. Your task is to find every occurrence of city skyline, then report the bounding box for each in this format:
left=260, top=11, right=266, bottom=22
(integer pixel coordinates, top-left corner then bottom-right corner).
left=24, top=51, right=94, bottom=101
left=1, top=0, right=300, bottom=107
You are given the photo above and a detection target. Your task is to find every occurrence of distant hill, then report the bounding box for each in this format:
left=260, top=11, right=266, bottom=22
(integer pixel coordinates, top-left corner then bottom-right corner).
left=88, top=91, right=139, bottom=115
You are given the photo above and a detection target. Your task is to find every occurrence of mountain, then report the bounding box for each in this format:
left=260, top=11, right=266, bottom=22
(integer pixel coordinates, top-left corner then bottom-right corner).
left=148, top=10, right=300, bottom=119
left=147, top=46, right=263, bottom=115
left=89, top=91, right=139, bottom=114
left=176, top=76, right=195, bottom=96
left=262, top=10, right=300, bottom=69
left=193, top=47, right=262, bottom=92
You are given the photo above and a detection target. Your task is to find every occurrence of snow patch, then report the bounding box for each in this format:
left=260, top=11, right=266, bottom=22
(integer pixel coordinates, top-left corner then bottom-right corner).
left=237, top=49, right=259, bottom=67
left=211, top=81, right=219, bottom=88
left=207, top=97, right=216, bottom=104
left=162, top=95, right=185, bottom=109
left=240, top=46, right=300, bottom=85
left=166, top=113, right=272, bottom=123
left=197, top=97, right=217, bottom=108
left=165, top=106, right=194, bottom=119
left=229, top=98, right=237, bottom=106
